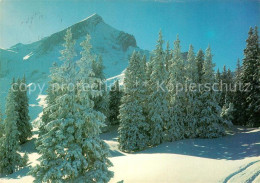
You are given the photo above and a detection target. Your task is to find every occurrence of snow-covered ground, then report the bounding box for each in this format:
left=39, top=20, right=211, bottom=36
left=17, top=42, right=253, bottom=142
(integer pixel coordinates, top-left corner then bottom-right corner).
left=0, top=13, right=259, bottom=183
left=1, top=126, right=259, bottom=183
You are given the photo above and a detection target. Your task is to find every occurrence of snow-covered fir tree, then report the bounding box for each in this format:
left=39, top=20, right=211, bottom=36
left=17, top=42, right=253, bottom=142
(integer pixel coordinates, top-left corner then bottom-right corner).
left=141, top=55, right=149, bottom=120
left=215, top=68, right=222, bottom=103
left=76, top=33, right=113, bottom=182
left=165, top=41, right=172, bottom=72
left=216, top=68, right=221, bottom=85
left=37, top=34, right=74, bottom=137
left=166, top=35, right=186, bottom=141
left=147, top=31, right=170, bottom=145
left=118, top=51, right=149, bottom=152
left=197, top=46, right=226, bottom=138
left=226, top=68, right=233, bottom=102
left=219, top=65, right=234, bottom=108
left=232, top=59, right=244, bottom=125
left=235, top=59, right=242, bottom=82
left=0, top=87, right=26, bottom=175
left=219, top=65, right=228, bottom=107
left=241, top=26, right=260, bottom=127
left=221, top=103, right=234, bottom=128
left=143, top=57, right=153, bottom=125
left=37, top=62, right=62, bottom=140
left=108, top=80, right=123, bottom=125
left=0, top=108, right=3, bottom=138
left=78, top=34, right=109, bottom=126
left=15, top=76, right=32, bottom=144
left=195, top=49, right=204, bottom=83
left=185, top=44, right=201, bottom=138
left=30, top=30, right=113, bottom=182
left=217, top=66, right=234, bottom=126
left=92, top=55, right=109, bottom=125
left=92, top=55, right=105, bottom=81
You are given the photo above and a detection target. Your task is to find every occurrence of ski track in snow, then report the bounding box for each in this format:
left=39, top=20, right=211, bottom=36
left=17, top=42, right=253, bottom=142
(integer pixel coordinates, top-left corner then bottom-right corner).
left=224, top=160, right=260, bottom=183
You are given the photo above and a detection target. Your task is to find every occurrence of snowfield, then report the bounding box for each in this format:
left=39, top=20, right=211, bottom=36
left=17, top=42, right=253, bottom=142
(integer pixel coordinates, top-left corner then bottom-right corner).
left=1, top=126, right=259, bottom=183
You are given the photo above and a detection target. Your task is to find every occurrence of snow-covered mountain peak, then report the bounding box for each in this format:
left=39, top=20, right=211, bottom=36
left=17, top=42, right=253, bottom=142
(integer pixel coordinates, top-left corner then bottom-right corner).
left=79, top=13, right=104, bottom=25
left=10, top=13, right=138, bottom=57
left=0, top=14, right=148, bottom=110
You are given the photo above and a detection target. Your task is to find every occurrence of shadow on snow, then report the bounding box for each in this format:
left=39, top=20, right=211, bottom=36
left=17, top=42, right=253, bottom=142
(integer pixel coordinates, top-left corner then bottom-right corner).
left=136, top=127, right=260, bottom=160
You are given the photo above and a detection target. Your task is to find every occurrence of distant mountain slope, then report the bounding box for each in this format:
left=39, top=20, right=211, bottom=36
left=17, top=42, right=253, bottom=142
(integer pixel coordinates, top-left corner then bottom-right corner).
left=0, top=13, right=147, bottom=82
left=0, top=13, right=148, bottom=115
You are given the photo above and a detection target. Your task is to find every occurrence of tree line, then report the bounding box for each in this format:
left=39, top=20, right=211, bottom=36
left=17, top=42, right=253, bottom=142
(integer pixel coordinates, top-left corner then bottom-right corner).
left=118, top=27, right=259, bottom=152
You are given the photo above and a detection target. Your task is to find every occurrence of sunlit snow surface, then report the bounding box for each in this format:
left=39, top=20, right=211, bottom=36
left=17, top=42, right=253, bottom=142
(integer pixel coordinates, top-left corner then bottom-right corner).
left=0, top=126, right=259, bottom=183
left=23, top=52, right=33, bottom=60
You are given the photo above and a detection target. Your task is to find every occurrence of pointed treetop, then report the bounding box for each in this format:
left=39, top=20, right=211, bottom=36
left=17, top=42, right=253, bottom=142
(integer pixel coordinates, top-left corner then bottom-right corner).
left=80, top=34, right=92, bottom=57
left=173, top=34, right=182, bottom=58
left=60, top=28, right=76, bottom=63
left=237, top=58, right=240, bottom=66
left=248, top=26, right=254, bottom=35
left=189, top=44, right=194, bottom=50
left=202, top=46, right=215, bottom=83
left=205, top=45, right=212, bottom=60
left=188, top=44, right=195, bottom=58
left=156, top=30, right=164, bottom=49
left=223, top=65, right=227, bottom=73
left=217, top=68, right=220, bottom=76
left=197, top=49, right=204, bottom=56
left=174, top=34, right=180, bottom=47
left=176, top=34, right=180, bottom=40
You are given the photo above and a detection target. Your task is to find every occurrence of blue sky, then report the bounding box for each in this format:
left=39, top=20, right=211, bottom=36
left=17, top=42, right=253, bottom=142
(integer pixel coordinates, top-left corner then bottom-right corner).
left=0, top=0, right=259, bottom=70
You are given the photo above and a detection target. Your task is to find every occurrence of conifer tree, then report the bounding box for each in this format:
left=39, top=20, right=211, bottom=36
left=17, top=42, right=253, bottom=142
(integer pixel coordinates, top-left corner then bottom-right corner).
left=38, top=29, right=77, bottom=134
left=219, top=65, right=233, bottom=107
left=143, top=57, right=153, bottom=125
left=222, top=65, right=227, bottom=79
left=186, top=45, right=198, bottom=83
left=221, top=103, right=234, bottom=128
left=38, top=62, right=61, bottom=138
left=216, top=68, right=221, bottom=84
left=167, top=35, right=186, bottom=140
left=215, top=68, right=222, bottom=101
left=31, top=30, right=113, bottom=182
left=77, top=34, right=113, bottom=181
left=15, top=76, right=32, bottom=144
left=92, top=56, right=105, bottom=81
left=197, top=46, right=226, bottom=138
left=226, top=68, right=234, bottom=105
left=92, top=55, right=109, bottom=124
left=219, top=65, right=227, bottom=107
left=0, top=88, right=25, bottom=175
left=232, top=59, right=244, bottom=125
left=241, top=26, right=260, bottom=126
left=235, top=59, right=242, bottom=82
left=0, top=108, right=3, bottom=138
left=108, top=80, right=123, bottom=125
left=118, top=51, right=149, bottom=152
left=195, top=49, right=204, bottom=83
left=255, top=27, right=260, bottom=126
left=185, top=44, right=201, bottom=138
left=165, top=41, right=172, bottom=72
left=141, top=55, right=149, bottom=120
left=147, top=31, right=170, bottom=145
